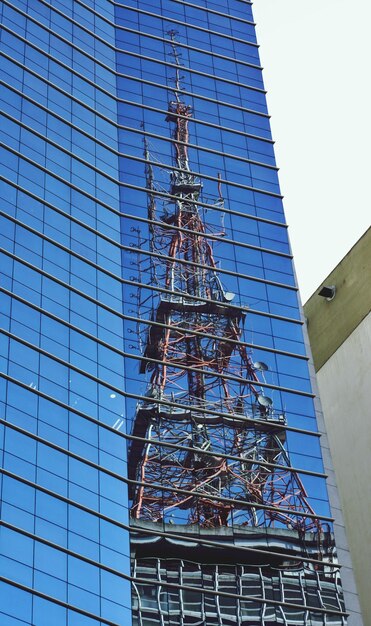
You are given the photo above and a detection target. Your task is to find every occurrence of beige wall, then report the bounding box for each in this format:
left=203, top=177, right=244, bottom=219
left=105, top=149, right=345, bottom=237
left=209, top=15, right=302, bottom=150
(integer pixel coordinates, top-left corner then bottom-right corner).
left=316, top=313, right=371, bottom=625
left=304, top=228, right=371, bottom=625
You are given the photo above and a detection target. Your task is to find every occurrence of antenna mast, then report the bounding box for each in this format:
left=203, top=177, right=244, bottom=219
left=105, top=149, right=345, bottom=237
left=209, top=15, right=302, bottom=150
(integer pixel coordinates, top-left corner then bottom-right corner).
left=129, top=32, right=320, bottom=531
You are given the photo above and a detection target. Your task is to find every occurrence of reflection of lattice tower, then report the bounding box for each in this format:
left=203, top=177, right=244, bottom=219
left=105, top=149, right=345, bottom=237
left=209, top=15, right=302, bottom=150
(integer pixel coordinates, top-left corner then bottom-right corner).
left=129, top=34, right=320, bottom=533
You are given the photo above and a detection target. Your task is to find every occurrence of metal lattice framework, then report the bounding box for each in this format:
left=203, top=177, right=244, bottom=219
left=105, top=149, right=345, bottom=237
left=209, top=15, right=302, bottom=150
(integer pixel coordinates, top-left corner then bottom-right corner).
left=128, top=33, right=320, bottom=534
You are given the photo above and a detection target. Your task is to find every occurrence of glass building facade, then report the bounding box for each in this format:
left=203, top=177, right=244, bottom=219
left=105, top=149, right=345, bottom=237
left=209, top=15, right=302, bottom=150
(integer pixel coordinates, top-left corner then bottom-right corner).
left=0, top=1, right=353, bottom=625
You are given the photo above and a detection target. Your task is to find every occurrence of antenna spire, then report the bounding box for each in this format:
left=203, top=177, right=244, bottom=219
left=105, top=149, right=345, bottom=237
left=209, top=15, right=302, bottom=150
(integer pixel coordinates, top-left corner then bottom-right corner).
left=129, top=32, right=321, bottom=533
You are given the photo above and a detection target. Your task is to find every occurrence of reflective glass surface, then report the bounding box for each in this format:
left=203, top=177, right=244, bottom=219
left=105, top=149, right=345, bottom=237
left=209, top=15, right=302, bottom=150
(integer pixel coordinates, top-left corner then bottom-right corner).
left=0, top=1, right=347, bottom=625
left=0, top=1, right=131, bottom=624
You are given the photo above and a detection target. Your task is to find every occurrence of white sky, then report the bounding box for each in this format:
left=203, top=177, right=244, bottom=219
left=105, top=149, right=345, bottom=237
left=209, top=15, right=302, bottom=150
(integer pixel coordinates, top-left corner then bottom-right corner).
left=253, top=0, right=371, bottom=302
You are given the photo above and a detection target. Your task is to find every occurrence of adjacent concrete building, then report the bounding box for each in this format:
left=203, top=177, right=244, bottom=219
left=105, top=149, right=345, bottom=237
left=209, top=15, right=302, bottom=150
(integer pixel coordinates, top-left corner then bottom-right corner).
left=304, top=227, right=371, bottom=625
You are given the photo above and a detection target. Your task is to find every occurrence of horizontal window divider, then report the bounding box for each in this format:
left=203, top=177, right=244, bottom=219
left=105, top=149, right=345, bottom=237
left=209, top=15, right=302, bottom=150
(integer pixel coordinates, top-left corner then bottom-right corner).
left=117, top=69, right=269, bottom=117
left=2, top=76, right=275, bottom=156
left=0, top=519, right=340, bottom=608
left=0, top=247, right=126, bottom=320
left=118, top=96, right=274, bottom=143
left=0, top=416, right=327, bottom=509
left=0, top=127, right=285, bottom=226
left=0, top=326, right=316, bottom=434
left=1, top=323, right=314, bottom=402
left=0, top=365, right=322, bottom=478
left=0, top=487, right=342, bottom=617
left=0, top=256, right=304, bottom=363
left=3, top=4, right=118, bottom=79
left=0, top=51, right=116, bottom=122
left=0, top=448, right=330, bottom=530
left=129, top=573, right=348, bottom=618
left=1, top=204, right=298, bottom=310
left=2, top=15, right=264, bottom=103
left=169, top=0, right=256, bottom=27
left=0, top=572, right=347, bottom=621
left=119, top=241, right=292, bottom=288
left=0, top=371, right=321, bottom=448
left=1, top=23, right=119, bottom=93
left=2, top=111, right=282, bottom=211
left=0, top=575, right=122, bottom=626
left=0, top=418, right=128, bottom=480
left=2, top=104, right=278, bottom=179
left=0, top=245, right=303, bottom=333
left=1, top=211, right=299, bottom=324
left=130, top=470, right=329, bottom=508
left=119, top=123, right=278, bottom=170
left=0, top=390, right=337, bottom=570
left=0, top=453, right=331, bottom=529
left=0, top=519, right=132, bottom=585
left=0, top=245, right=302, bottom=355
left=0, top=29, right=269, bottom=121
left=7, top=203, right=293, bottom=300
left=126, top=217, right=289, bottom=257
left=116, top=47, right=265, bottom=93
left=120, top=181, right=287, bottom=227
left=118, top=150, right=283, bottom=197
left=0, top=467, right=130, bottom=532
left=1, top=281, right=306, bottom=367
left=124, top=124, right=276, bottom=172
left=78, top=0, right=260, bottom=49
left=131, top=573, right=347, bottom=618
left=0, top=84, right=119, bottom=156
left=37, top=0, right=261, bottom=71
left=21, top=0, right=116, bottom=52
left=0, top=520, right=348, bottom=612
left=1, top=171, right=290, bottom=260
left=3, top=136, right=284, bottom=222
left=116, top=25, right=261, bottom=69
left=2, top=283, right=306, bottom=398
left=113, top=476, right=330, bottom=531
left=0, top=82, right=120, bottom=154
left=0, top=520, right=340, bottom=604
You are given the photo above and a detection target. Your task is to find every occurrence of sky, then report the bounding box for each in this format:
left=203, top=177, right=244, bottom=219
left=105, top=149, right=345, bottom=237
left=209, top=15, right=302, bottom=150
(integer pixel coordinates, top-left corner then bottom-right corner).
left=253, top=0, right=371, bottom=302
